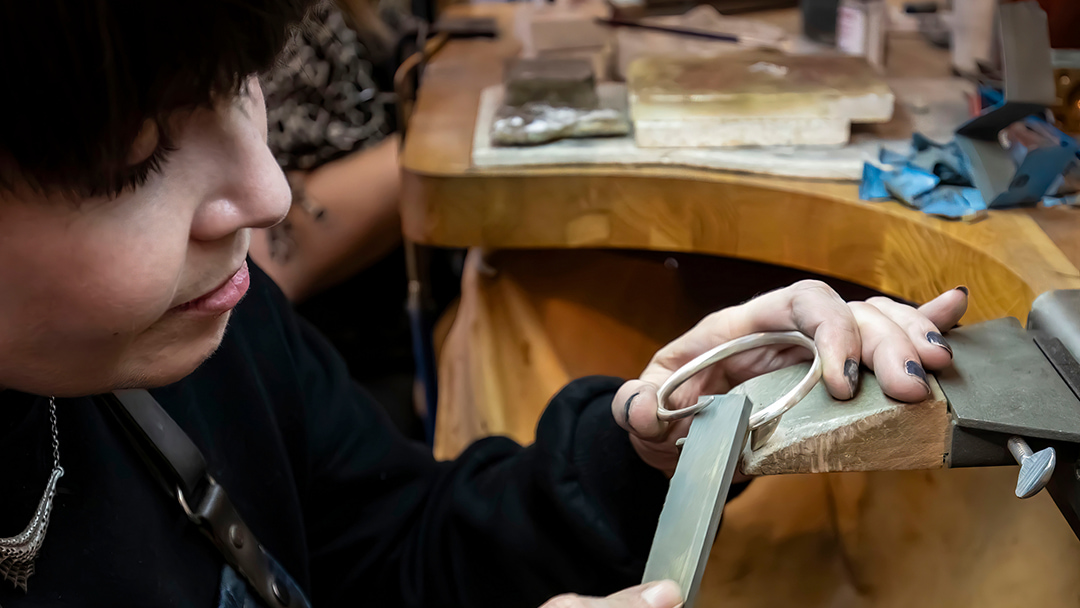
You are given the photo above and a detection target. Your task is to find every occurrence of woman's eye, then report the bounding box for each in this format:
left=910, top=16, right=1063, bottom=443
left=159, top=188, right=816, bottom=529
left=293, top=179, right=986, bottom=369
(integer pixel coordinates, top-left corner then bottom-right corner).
left=127, top=120, right=162, bottom=165
left=117, top=144, right=175, bottom=193
left=103, top=121, right=176, bottom=196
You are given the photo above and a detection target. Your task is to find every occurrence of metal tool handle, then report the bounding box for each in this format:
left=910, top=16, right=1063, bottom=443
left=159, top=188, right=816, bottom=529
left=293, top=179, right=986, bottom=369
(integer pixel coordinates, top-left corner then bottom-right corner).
left=656, top=331, right=822, bottom=430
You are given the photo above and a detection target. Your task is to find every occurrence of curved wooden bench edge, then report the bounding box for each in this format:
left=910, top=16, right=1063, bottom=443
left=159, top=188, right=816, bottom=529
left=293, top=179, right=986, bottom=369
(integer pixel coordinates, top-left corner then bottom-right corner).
left=403, top=171, right=1080, bottom=323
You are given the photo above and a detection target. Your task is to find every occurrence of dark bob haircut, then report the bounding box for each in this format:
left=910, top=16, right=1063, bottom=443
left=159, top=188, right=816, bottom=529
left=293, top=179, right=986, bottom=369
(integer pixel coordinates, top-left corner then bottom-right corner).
left=0, top=0, right=316, bottom=197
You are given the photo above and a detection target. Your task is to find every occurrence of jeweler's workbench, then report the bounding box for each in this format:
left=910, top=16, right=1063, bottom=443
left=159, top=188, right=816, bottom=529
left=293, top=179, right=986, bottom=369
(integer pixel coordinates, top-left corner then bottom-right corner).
left=401, top=4, right=1080, bottom=605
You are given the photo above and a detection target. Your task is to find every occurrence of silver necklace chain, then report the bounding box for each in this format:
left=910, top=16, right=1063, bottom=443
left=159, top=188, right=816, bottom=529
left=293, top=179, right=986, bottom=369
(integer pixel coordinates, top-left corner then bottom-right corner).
left=0, top=397, right=63, bottom=592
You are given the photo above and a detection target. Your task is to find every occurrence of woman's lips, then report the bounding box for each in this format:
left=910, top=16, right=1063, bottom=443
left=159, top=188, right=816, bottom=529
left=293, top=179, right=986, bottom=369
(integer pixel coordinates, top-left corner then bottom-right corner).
left=175, top=261, right=250, bottom=316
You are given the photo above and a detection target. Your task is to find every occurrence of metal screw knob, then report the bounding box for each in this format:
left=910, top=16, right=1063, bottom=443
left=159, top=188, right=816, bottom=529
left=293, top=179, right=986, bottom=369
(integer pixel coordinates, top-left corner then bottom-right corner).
left=1007, top=436, right=1056, bottom=499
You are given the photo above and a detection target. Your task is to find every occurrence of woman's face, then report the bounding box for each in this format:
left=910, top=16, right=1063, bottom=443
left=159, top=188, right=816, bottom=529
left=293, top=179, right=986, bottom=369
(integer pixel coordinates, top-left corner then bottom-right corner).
left=0, top=81, right=290, bottom=397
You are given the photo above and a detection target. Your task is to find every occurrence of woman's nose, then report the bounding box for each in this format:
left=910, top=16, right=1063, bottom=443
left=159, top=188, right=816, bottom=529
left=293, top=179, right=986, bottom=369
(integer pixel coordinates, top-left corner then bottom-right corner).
left=189, top=103, right=290, bottom=243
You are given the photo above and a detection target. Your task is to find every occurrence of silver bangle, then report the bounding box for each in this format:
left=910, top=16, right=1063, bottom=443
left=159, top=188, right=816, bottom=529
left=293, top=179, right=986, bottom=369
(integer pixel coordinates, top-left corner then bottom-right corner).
left=655, top=331, right=822, bottom=430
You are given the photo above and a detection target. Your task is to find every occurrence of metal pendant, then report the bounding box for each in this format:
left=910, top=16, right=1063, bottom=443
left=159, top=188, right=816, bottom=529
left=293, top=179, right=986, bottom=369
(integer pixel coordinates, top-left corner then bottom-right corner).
left=0, top=466, right=64, bottom=591
left=642, top=394, right=752, bottom=607
left=1, top=398, right=63, bottom=593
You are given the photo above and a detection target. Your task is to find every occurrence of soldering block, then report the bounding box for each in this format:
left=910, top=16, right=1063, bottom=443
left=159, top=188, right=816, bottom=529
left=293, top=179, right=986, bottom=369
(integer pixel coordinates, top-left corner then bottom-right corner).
left=526, top=0, right=611, bottom=53
left=537, top=42, right=614, bottom=83
left=504, top=58, right=599, bottom=109
left=627, top=51, right=894, bottom=148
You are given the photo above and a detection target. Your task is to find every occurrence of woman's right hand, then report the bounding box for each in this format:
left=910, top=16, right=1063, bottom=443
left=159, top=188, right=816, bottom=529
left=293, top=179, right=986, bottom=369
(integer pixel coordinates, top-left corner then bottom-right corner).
left=539, top=581, right=682, bottom=608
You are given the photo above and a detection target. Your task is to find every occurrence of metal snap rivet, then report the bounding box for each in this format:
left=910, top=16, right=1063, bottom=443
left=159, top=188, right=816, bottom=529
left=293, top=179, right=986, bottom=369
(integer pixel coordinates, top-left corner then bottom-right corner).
left=228, top=524, right=244, bottom=549
left=272, top=577, right=291, bottom=606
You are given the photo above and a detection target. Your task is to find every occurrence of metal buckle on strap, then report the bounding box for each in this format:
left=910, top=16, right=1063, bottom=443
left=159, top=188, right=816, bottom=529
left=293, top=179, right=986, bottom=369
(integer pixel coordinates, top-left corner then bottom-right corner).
left=99, top=390, right=312, bottom=608
left=177, top=476, right=309, bottom=608
left=176, top=476, right=213, bottom=525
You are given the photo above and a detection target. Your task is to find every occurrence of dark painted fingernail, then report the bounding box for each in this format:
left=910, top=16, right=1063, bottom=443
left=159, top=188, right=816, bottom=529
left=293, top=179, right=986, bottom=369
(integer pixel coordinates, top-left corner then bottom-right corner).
left=926, top=331, right=952, bottom=356
left=844, top=358, right=860, bottom=398
left=955, top=285, right=969, bottom=296
left=624, top=392, right=640, bottom=430
left=905, top=360, right=929, bottom=391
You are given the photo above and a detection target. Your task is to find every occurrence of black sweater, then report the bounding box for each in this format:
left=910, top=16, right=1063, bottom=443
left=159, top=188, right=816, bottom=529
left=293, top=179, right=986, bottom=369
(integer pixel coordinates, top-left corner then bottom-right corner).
left=0, top=264, right=668, bottom=607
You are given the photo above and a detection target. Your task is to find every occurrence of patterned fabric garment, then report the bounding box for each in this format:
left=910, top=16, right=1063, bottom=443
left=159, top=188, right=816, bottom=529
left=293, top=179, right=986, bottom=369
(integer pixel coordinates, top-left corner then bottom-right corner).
left=262, top=4, right=397, bottom=172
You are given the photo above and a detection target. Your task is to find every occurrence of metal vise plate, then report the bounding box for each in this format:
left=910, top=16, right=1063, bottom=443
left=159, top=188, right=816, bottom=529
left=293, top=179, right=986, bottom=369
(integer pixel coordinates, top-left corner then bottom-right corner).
left=937, top=317, right=1080, bottom=443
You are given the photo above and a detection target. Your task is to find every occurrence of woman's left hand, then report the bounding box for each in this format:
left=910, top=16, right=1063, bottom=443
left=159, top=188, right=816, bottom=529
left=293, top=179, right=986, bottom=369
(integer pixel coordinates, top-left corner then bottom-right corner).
left=611, top=280, right=969, bottom=477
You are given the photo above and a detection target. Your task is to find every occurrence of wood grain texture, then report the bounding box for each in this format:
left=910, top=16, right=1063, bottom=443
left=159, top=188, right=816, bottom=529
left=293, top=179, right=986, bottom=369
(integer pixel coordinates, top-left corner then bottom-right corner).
left=401, top=4, right=1080, bottom=324
left=413, top=6, right=1080, bottom=605
left=704, top=468, right=1080, bottom=607
left=434, top=250, right=569, bottom=457
left=434, top=249, right=890, bottom=456
left=406, top=171, right=1080, bottom=323
left=401, top=4, right=951, bottom=176
left=737, top=365, right=950, bottom=476
left=433, top=249, right=1080, bottom=606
